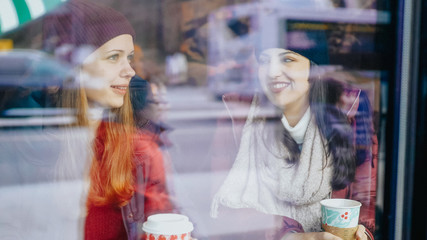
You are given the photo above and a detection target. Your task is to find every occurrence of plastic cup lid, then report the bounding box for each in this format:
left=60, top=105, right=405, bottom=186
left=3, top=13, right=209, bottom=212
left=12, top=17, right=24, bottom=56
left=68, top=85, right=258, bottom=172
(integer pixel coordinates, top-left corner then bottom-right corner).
left=142, top=213, right=194, bottom=235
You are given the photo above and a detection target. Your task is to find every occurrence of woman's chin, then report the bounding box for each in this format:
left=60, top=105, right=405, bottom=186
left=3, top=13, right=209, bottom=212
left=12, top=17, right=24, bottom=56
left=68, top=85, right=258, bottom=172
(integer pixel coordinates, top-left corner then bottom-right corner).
left=266, top=96, right=284, bottom=109
left=106, top=100, right=124, bottom=109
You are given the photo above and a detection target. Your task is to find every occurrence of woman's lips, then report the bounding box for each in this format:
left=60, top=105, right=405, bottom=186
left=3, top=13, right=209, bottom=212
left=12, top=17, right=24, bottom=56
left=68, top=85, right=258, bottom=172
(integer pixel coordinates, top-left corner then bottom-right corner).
left=269, top=81, right=291, bottom=93
left=111, top=85, right=128, bottom=95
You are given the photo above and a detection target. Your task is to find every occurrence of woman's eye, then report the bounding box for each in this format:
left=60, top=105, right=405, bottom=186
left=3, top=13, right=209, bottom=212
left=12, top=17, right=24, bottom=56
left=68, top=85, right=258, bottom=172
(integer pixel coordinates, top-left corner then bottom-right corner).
left=107, top=54, right=119, bottom=61
left=281, top=57, right=294, bottom=63
left=127, top=54, right=134, bottom=62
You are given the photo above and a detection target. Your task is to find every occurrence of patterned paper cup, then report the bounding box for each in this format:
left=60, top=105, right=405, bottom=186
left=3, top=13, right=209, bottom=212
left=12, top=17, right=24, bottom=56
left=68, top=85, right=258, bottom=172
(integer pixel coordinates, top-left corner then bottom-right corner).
left=320, top=199, right=362, bottom=240
left=142, top=213, right=194, bottom=240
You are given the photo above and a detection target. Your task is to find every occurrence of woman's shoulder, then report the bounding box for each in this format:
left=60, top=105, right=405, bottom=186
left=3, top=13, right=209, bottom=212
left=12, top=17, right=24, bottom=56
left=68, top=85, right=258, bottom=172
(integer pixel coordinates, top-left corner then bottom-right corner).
left=132, top=129, right=162, bottom=162
left=133, top=129, right=158, bottom=147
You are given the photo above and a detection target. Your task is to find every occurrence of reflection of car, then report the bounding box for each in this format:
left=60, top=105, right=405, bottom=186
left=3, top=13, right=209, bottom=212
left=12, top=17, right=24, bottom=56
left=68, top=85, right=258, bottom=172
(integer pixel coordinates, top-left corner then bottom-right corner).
left=0, top=50, right=87, bottom=240
left=0, top=49, right=75, bottom=127
left=0, top=49, right=73, bottom=87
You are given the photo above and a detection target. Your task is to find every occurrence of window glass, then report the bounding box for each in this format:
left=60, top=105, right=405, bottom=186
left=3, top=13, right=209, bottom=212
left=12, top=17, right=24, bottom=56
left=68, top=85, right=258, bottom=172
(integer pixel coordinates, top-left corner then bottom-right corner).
left=0, top=0, right=392, bottom=239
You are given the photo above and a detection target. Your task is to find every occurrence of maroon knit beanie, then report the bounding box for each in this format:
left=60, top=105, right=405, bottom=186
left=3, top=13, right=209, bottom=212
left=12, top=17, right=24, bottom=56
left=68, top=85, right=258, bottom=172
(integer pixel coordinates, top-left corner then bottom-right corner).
left=42, top=0, right=135, bottom=65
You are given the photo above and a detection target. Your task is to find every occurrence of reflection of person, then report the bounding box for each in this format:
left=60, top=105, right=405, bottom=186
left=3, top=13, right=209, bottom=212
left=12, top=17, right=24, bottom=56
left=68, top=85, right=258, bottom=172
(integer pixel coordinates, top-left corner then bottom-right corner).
left=42, top=1, right=174, bottom=239
left=211, top=48, right=377, bottom=240
left=130, top=76, right=172, bottom=147
left=130, top=45, right=171, bottom=145
left=130, top=44, right=170, bottom=125
left=131, top=44, right=149, bottom=80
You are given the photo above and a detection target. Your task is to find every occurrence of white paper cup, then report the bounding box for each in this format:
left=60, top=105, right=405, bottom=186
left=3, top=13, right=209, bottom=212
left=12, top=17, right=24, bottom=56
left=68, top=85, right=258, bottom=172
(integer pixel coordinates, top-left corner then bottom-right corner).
left=142, top=213, right=194, bottom=240
left=320, top=199, right=362, bottom=240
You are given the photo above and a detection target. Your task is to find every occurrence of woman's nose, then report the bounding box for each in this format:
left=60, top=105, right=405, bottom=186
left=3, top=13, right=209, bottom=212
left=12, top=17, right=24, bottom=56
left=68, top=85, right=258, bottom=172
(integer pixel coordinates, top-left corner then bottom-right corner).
left=121, top=60, right=136, bottom=79
left=268, top=61, right=281, bottom=79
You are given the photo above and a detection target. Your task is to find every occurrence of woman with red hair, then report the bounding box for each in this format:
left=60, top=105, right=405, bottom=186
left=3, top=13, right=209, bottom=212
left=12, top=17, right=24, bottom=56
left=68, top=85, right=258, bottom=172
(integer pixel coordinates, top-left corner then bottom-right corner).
left=42, top=1, right=174, bottom=239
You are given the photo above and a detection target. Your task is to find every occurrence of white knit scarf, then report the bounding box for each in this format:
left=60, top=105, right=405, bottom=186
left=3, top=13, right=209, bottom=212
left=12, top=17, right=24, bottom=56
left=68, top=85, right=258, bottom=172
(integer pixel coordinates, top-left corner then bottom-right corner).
left=211, top=97, right=333, bottom=232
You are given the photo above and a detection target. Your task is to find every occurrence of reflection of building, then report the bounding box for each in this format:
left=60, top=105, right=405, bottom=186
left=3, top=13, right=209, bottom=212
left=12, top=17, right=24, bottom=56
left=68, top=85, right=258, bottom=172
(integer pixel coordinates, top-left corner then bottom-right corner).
left=207, top=2, right=390, bottom=98
left=166, top=52, right=188, bottom=85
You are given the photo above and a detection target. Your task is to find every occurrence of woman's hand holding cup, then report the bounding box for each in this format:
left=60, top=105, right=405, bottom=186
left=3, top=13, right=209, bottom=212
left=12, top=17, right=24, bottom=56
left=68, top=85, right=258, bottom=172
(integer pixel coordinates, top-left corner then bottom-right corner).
left=283, top=224, right=367, bottom=240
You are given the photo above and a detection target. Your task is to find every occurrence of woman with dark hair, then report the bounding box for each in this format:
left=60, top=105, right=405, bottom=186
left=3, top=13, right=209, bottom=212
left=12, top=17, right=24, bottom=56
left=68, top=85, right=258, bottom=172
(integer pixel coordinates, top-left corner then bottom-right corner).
left=211, top=48, right=377, bottom=240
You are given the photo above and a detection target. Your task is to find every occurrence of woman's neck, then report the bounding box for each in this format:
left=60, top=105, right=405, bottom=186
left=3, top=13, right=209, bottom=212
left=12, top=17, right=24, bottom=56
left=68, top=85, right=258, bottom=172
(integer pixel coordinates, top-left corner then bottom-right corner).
left=283, top=99, right=310, bottom=127
left=88, top=118, right=101, bottom=130
left=87, top=106, right=105, bottom=130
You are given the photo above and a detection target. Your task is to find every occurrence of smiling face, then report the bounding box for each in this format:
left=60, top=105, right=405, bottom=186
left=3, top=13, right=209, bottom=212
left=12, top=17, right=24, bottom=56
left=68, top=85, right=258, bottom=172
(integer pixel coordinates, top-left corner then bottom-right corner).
left=258, top=48, right=311, bottom=114
left=81, top=34, right=135, bottom=108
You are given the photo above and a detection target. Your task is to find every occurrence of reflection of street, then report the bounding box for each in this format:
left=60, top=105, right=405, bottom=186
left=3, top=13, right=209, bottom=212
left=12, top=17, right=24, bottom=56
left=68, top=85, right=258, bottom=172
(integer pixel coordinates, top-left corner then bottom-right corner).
left=164, top=86, right=278, bottom=239
left=165, top=86, right=224, bottom=173
left=172, top=171, right=278, bottom=239
left=0, top=85, right=276, bottom=239
left=0, top=129, right=90, bottom=240
left=0, top=181, right=86, bottom=240
left=165, top=85, right=275, bottom=172
left=165, top=86, right=225, bottom=120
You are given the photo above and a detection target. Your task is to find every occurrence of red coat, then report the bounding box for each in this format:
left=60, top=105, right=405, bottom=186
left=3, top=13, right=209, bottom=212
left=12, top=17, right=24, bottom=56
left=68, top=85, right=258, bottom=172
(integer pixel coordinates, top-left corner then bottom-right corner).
left=85, top=123, right=174, bottom=240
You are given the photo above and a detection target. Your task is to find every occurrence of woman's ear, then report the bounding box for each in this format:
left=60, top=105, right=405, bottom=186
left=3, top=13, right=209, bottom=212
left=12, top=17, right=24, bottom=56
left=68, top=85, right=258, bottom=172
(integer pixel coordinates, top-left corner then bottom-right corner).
left=308, top=61, right=322, bottom=83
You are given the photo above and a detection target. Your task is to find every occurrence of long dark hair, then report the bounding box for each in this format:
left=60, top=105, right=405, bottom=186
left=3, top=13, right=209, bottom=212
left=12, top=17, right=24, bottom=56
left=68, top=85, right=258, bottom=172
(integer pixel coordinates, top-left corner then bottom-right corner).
left=264, top=62, right=374, bottom=190
left=309, top=63, right=355, bottom=190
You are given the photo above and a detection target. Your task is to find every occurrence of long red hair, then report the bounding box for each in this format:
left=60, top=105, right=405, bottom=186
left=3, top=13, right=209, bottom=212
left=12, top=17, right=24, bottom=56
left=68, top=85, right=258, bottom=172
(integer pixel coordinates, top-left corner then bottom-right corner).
left=87, top=93, right=136, bottom=207
left=59, top=86, right=136, bottom=207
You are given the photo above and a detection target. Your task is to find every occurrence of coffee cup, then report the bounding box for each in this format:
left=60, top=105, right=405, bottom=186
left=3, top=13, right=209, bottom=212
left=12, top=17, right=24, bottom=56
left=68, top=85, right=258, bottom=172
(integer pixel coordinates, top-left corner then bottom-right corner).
left=320, top=199, right=362, bottom=240
left=142, top=213, right=194, bottom=240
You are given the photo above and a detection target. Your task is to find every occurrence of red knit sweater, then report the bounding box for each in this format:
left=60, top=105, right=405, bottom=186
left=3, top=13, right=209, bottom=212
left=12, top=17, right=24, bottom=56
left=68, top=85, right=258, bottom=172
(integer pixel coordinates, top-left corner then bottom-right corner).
left=85, top=205, right=127, bottom=240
